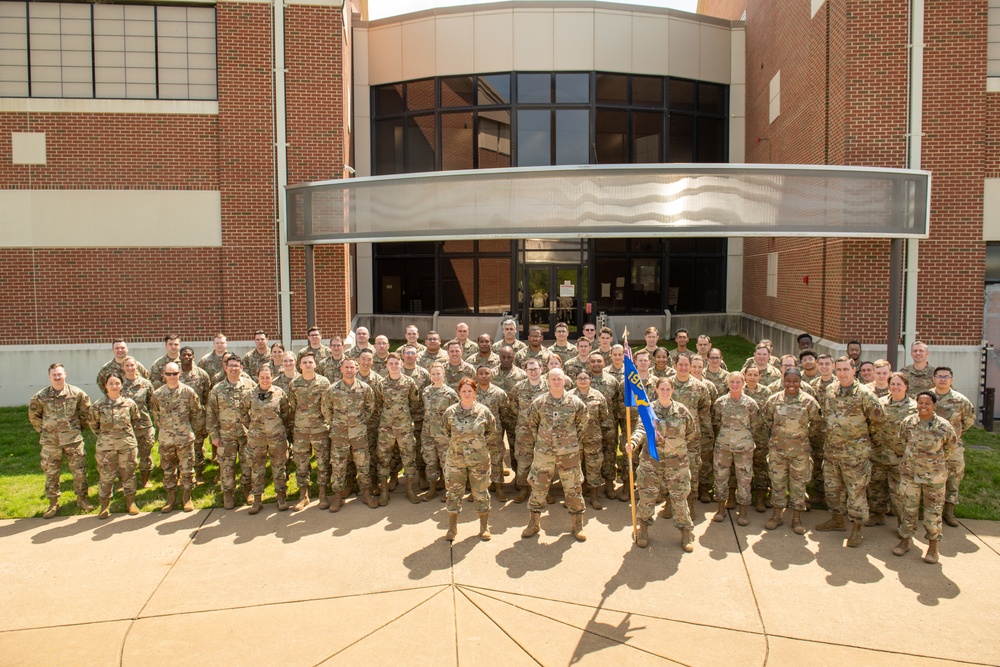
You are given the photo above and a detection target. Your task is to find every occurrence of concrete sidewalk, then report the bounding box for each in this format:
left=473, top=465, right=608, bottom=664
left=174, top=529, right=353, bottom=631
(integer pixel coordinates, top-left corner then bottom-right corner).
left=1, top=496, right=998, bottom=666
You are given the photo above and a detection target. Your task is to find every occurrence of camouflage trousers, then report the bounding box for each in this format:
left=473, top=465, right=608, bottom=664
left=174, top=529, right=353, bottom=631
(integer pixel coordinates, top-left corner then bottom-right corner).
left=514, top=423, right=535, bottom=487
left=600, top=435, right=618, bottom=484
left=40, top=442, right=88, bottom=502
left=823, top=456, right=871, bottom=523
left=293, top=431, right=331, bottom=492
left=487, top=435, right=505, bottom=484
left=946, top=447, right=965, bottom=505
left=699, top=436, right=716, bottom=487
left=714, top=447, right=753, bottom=506
left=421, top=433, right=449, bottom=483
left=377, top=424, right=416, bottom=480
left=686, top=444, right=702, bottom=502
left=810, top=441, right=825, bottom=499
left=217, top=433, right=250, bottom=494
left=331, top=434, right=371, bottom=492
left=637, top=454, right=692, bottom=529
left=96, top=446, right=137, bottom=500
left=160, top=439, right=195, bottom=491
left=767, top=450, right=812, bottom=511
left=528, top=451, right=585, bottom=515
left=579, top=435, right=605, bottom=488
left=898, top=475, right=945, bottom=541
left=500, top=417, right=517, bottom=473
left=752, top=442, right=770, bottom=491
left=248, top=435, right=287, bottom=497
left=193, top=427, right=208, bottom=468
left=445, top=450, right=491, bottom=514
left=136, top=427, right=155, bottom=473
left=867, top=462, right=901, bottom=516
left=366, top=421, right=380, bottom=484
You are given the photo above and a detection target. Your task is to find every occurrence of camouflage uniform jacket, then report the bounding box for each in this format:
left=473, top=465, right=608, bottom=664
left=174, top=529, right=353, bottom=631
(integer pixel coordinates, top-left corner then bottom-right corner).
left=810, top=375, right=836, bottom=396
left=443, top=401, right=497, bottom=466
left=866, top=383, right=891, bottom=399
left=697, top=376, right=719, bottom=403
left=371, top=354, right=391, bottom=377
left=206, top=376, right=256, bottom=441
left=744, top=383, right=772, bottom=412
left=668, top=348, right=694, bottom=366
left=509, top=378, right=549, bottom=427
left=319, top=355, right=346, bottom=382
left=299, top=344, right=333, bottom=369
left=322, top=379, right=375, bottom=441
left=240, top=385, right=292, bottom=441
left=514, top=346, right=551, bottom=370
left=423, top=384, right=459, bottom=439
left=90, top=396, right=140, bottom=450
left=465, top=352, right=501, bottom=371
left=934, top=389, right=975, bottom=444
left=871, top=395, right=917, bottom=465
left=671, top=376, right=712, bottom=445
left=606, top=364, right=625, bottom=387
left=459, top=339, right=479, bottom=358
left=210, top=369, right=252, bottom=388
left=416, top=349, right=448, bottom=370
left=402, top=364, right=432, bottom=392
left=121, top=376, right=155, bottom=431
left=475, top=384, right=508, bottom=439
left=630, top=400, right=698, bottom=464
left=590, top=371, right=623, bottom=423
left=395, top=342, right=426, bottom=354
left=241, top=349, right=272, bottom=380
left=151, top=384, right=204, bottom=445
left=899, top=413, right=958, bottom=484
left=28, top=384, right=91, bottom=446
left=704, top=369, right=730, bottom=396
left=562, top=356, right=590, bottom=381
left=444, top=361, right=476, bottom=391
left=712, top=393, right=759, bottom=452
left=150, top=355, right=180, bottom=389
left=757, top=391, right=822, bottom=457
left=768, top=377, right=817, bottom=398
left=97, top=358, right=150, bottom=396
left=567, top=387, right=615, bottom=446
left=524, top=392, right=589, bottom=456
left=179, top=366, right=212, bottom=407
left=358, top=370, right=384, bottom=389
left=492, top=338, right=527, bottom=354
left=821, top=380, right=884, bottom=459
left=900, top=364, right=935, bottom=397
left=287, top=374, right=332, bottom=435
left=272, top=370, right=299, bottom=396
left=547, top=343, right=577, bottom=364
left=197, top=351, right=227, bottom=380
left=492, top=366, right=527, bottom=395
left=379, top=374, right=423, bottom=430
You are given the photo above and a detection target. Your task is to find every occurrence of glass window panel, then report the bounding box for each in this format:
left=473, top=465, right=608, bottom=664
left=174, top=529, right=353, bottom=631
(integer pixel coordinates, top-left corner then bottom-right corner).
left=699, top=82, right=725, bottom=114
left=125, top=34, right=155, bottom=53
left=555, top=109, right=589, bottom=165
left=442, top=240, right=475, bottom=252
left=375, top=118, right=404, bottom=175
left=668, top=114, right=694, bottom=162
left=125, top=18, right=155, bottom=37
left=97, top=64, right=125, bottom=82
left=669, top=78, right=696, bottom=111
left=441, top=257, right=476, bottom=314
left=595, top=258, right=628, bottom=311
left=595, top=73, right=627, bottom=104
left=31, top=67, right=62, bottom=83
left=477, top=109, right=510, bottom=168
left=157, top=6, right=185, bottom=22
left=188, top=38, right=215, bottom=55
left=696, top=116, right=726, bottom=163
left=517, top=73, right=550, bottom=103
left=406, top=78, right=434, bottom=110
left=630, top=258, right=662, bottom=312
left=187, top=52, right=215, bottom=70
left=516, top=109, right=550, bottom=167
left=478, top=73, right=510, bottom=104
left=441, top=111, right=474, bottom=171
left=633, top=111, right=663, bottom=163
left=479, top=257, right=511, bottom=314
left=61, top=34, right=91, bottom=51
left=633, top=75, right=663, bottom=106
left=669, top=256, right=724, bottom=313
left=408, top=114, right=436, bottom=172
left=478, top=239, right=510, bottom=253
left=555, top=72, right=588, bottom=103
left=441, top=75, right=474, bottom=107
left=374, top=83, right=404, bottom=115
left=377, top=257, right=435, bottom=313
left=633, top=238, right=663, bottom=253
left=595, top=108, right=627, bottom=164
left=595, top=239, right=627, bottom=252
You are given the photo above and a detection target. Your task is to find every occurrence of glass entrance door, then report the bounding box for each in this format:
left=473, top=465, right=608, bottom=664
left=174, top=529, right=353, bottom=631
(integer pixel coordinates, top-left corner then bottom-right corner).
left=524, top=265, right=582, bottom=338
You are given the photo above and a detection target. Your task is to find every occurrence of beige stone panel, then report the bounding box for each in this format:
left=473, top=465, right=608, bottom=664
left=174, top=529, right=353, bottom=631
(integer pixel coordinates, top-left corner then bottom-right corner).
left=0, top=620, right=131, bottom=667
left=512, top=8, right=553, bottom=71
left=667, top=17, right=700, bottom=80
left=353, top=26, right=369, bottom=83
left=729, top=116, right=746, bottom=163
left=367, top=23, right=402, bottom=85
left=553, top=11, right=594, bottom=71
left=631, top=13, right=670, bottom=76
left=730, top=82, right=746, bottom=118
left=355, top=109, right=372, bottom=177
left=731, top=26, right=746, bottom=85
left=983, top=178, right=1000, bottom=241
left=960, top=519, right=1000, bottom=557
left=0, top=98, right=218, bottom=115
left=473, top=10, right=513, bottom=74
left=699, top=23, right=731, bottom=83
left=11, top=132, right=46, bottom=165
left=435, top=14, right=475, bottom=77
left=594, top=9, right=632, bottom=73
left=766, top=636, right=979, bottom=667
left=401, top=18, right=436, bottom=82
left=454, top=591, right=538, bottom=667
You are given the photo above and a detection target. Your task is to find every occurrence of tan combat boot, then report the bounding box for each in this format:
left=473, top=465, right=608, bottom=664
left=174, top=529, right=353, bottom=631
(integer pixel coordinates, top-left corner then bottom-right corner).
left=318, top=487, right=330, bottom=510
left=698, top=482, right=712, bottom=504
left=604, top=479, right=617, bottom=500
left=618, top=484, right=632, bottom=503
left=736, top=504, right=750, bottom=526
left=276, top=491, right=289, bottom=511
left=494, top=482, right=508, bottom=502
left=125, top=494, right=139, bottom=516
left=635, top=521, right=649, bottom=548
left=513, top=486, right=530, bottom=504
left=864, top=512, right=886, bottom=527
left=328, top=493, right=343, bottom=513
left=42, top=501, right=59, bottom=519
left=161, top=489, right=176, bottom=513
left=244, top=484, right=255, bottom=506
left=405, top=477, right=420, bottom=504
left=589, top=487, right=603, bottom=510
left=181, top=489, right=194, bottom=512
left=522, top=511, right=541, bottom=538
left=893, top=536, right=911, bottom=556
left=361, top=486, right=379, bottom=509
left=765, top=507, right=783, bottom=530
left=77, top=494, right=94, bottom=512
left=379, top=480, right=390, bottom=506
left=923, top=538, right=940, bottom=564
left=753, top=489, right=766, bottom=513
left=293, top=488, right=309, bottom=511
left=658, top=501, right=673, bottom=519
left=421, top=481, right=440, bottom=502
left=791, top=509, right=806, bottom=535
left=571, top=514, right=587, bottom=542
left=387, top=474, right=399, bottom=491
left=478, top=511, right=491, bottom=541
left=445, top=512, right=459, bottom=541
left=248, top=496, right=263, bottom=515
left=943, top=502, right=958, bottom=527
left=681, top=527, right=695, bottom=553
left=712, top=501, right=727, bottom=523
left=223, top=490, right=235, bottom=510
left=726, top=487, right=736, bottom=509
left=815, top=513, right=847, bottom=532
left=98, top=499, right=110, bottom=520
left=846, top=520, right=864, bottom=547
left=140, top=470, right=151, bottom=489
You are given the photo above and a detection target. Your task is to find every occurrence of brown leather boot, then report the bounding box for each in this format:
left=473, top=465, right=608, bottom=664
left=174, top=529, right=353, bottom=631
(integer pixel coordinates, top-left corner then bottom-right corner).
left=445, top=512, right=459, bottom=541
left=140, top=470, right=151, bottom=489
left=943, top=502, right=958, bottom=527
left=223, top=490, right=235, bottom=510
left=421, top=481, right=440, bottom=502
left=328, top=493, right=343, bottom=513
left=42, top=501, right=59, bottom=519
left=815, top=513, right=847, bottom=532
left=522, top=511, right=541, bottom=538
left=864, top=512, right=886, bottom=527
left=589, top=487, right=603, bottom=510
left=765, top=507, right=783, bottom=530
left=571, top=514, right=587, bottom=542
left=161, top=489, right=176, bottom=513
left=98, top=499, right=110, bottom=520
left=635, top=521, right=648, bottom=548
left=361, top=486, right=379, bottom=509
left=125, top=494, right=139, bottom=516
left=478, top=512, right=491, bottom=541
left=318, top=487, right=330, bottom=510
left=405, top=477, right=420, bottom=504
left=494, top=482, right=508, bottom=502
left=923, top=538, right=940, bottom=564
left=293, top=489, right=309, bottom=511
left=712, top=501, right=727, bottom=523
left=893, top=536, right=911, bottom=556
left=791, top=509, right=806, bottom=535
left=846, top=520, right=864, bottom=547
left=181, top=489, right=194, bottom=512
left=276, top=491, right=289, bottom=511
left=736, top=504, right=750, bottom=526
left=513, top=486, right=530, bottom=504
left=753, top=489, right=767, bottom=513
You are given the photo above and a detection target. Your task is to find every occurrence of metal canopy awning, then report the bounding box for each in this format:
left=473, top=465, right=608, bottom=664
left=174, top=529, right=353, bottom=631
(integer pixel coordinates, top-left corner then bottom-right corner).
left=285, top=164, right=930, bottom=245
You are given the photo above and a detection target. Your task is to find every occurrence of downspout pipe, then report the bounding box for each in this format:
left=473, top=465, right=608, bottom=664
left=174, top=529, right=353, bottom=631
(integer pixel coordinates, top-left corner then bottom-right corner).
left=275, top=0, right=293, bottom=348
left=905, top=0, right=924, bottom=353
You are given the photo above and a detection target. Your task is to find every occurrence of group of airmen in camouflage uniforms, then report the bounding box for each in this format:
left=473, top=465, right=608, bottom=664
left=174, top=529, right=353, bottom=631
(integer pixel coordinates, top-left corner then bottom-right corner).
left=28, top=323, right=973, bottom=561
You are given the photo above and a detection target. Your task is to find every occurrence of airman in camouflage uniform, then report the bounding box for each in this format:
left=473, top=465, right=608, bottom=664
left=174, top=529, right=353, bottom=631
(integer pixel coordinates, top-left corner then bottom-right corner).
left=419, top=364, right=459, bottom=499
left=743, top=367, right=772, bottom=510
left=757, top=369, right=822, bottom=533
left=240, top=364, right=292, bottom=514
left=629, top=376, right=698, bottom=550
left=322, top=358, right=379, bottom=511
left=509, top=358, right=549, bottom=502
left=932, top=366, right=975, bottom=527
left=357, top=349, right=387, bottom=487
left=96, top=340, right=150, bottom=396
left=493, top=346, right=526, bottom=476
left=520, top=369, right=590, bottom=542
left=893, top=392, right=958, bottom=564
left=417, top=331, right=449, bottom=370
left=587, top=353, right=623, bottom=499
left=198, top=334, right=229, bottom=380
left=703, top=347, right=730, bottom=396
left=298, top=326, right=333, bottom=370
left=396, top=324, right=426, bottom=354
left=370, top=335, right=392, bottom=376
left=206, top=354, right=256, bottom=508
left=475, top=365, right=509, bottom=500
left=466, top=333, right=501, bottom=370
left=121, top=358, right=156, bottom=489
left=150, top=334, right=182, bottom=389
left=454, top=322, right=480, bottom=359
left=179, top=347, right=212, bottom=475
left=548, top=322, right=577, bottom=364
left=151, top=363, right=204, bottom=512
left=318, top=336, right=347, bottom=382
left=768, top=355, right=818, bottom=398
left=563, top=337, right=593, bottom=382
left=899, top=341, right=935, bottom=397
left=808, top=354, right=837, bottom=503
left=711, top=373, right=759, bottom=525
left=442, top=381, right=497, bottom=541
left=401, top=346, right=430, bottom=488
left=376, top=354, right=423, bottom=504
left=287, top=352, right=332, bottom=510
left=90, top=372, right=141, bottom=518
left=671, top=355, right=712, bottom=506
left=567, top=370, right=613, bottom=510
left=492, top=318, right=527, bottom=355
left=817, top=358, right=884, bottom=546
left=515, top=327, right=551, bottom=370
left=29, top=364, right=93, bottom=517
left=242, top=330, right=272, bottom=380
left=444, top=341, right=476, bottom=390
left=668, top=329, right=693, bottom=366
left=868, top=373, right=917, bottom=525
left=273, top=351, right=300, bottom=395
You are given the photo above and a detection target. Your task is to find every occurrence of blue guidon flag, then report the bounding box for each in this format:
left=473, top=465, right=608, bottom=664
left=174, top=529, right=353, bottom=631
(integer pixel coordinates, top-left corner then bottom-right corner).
left=623, top=344, right=660, bottom=461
